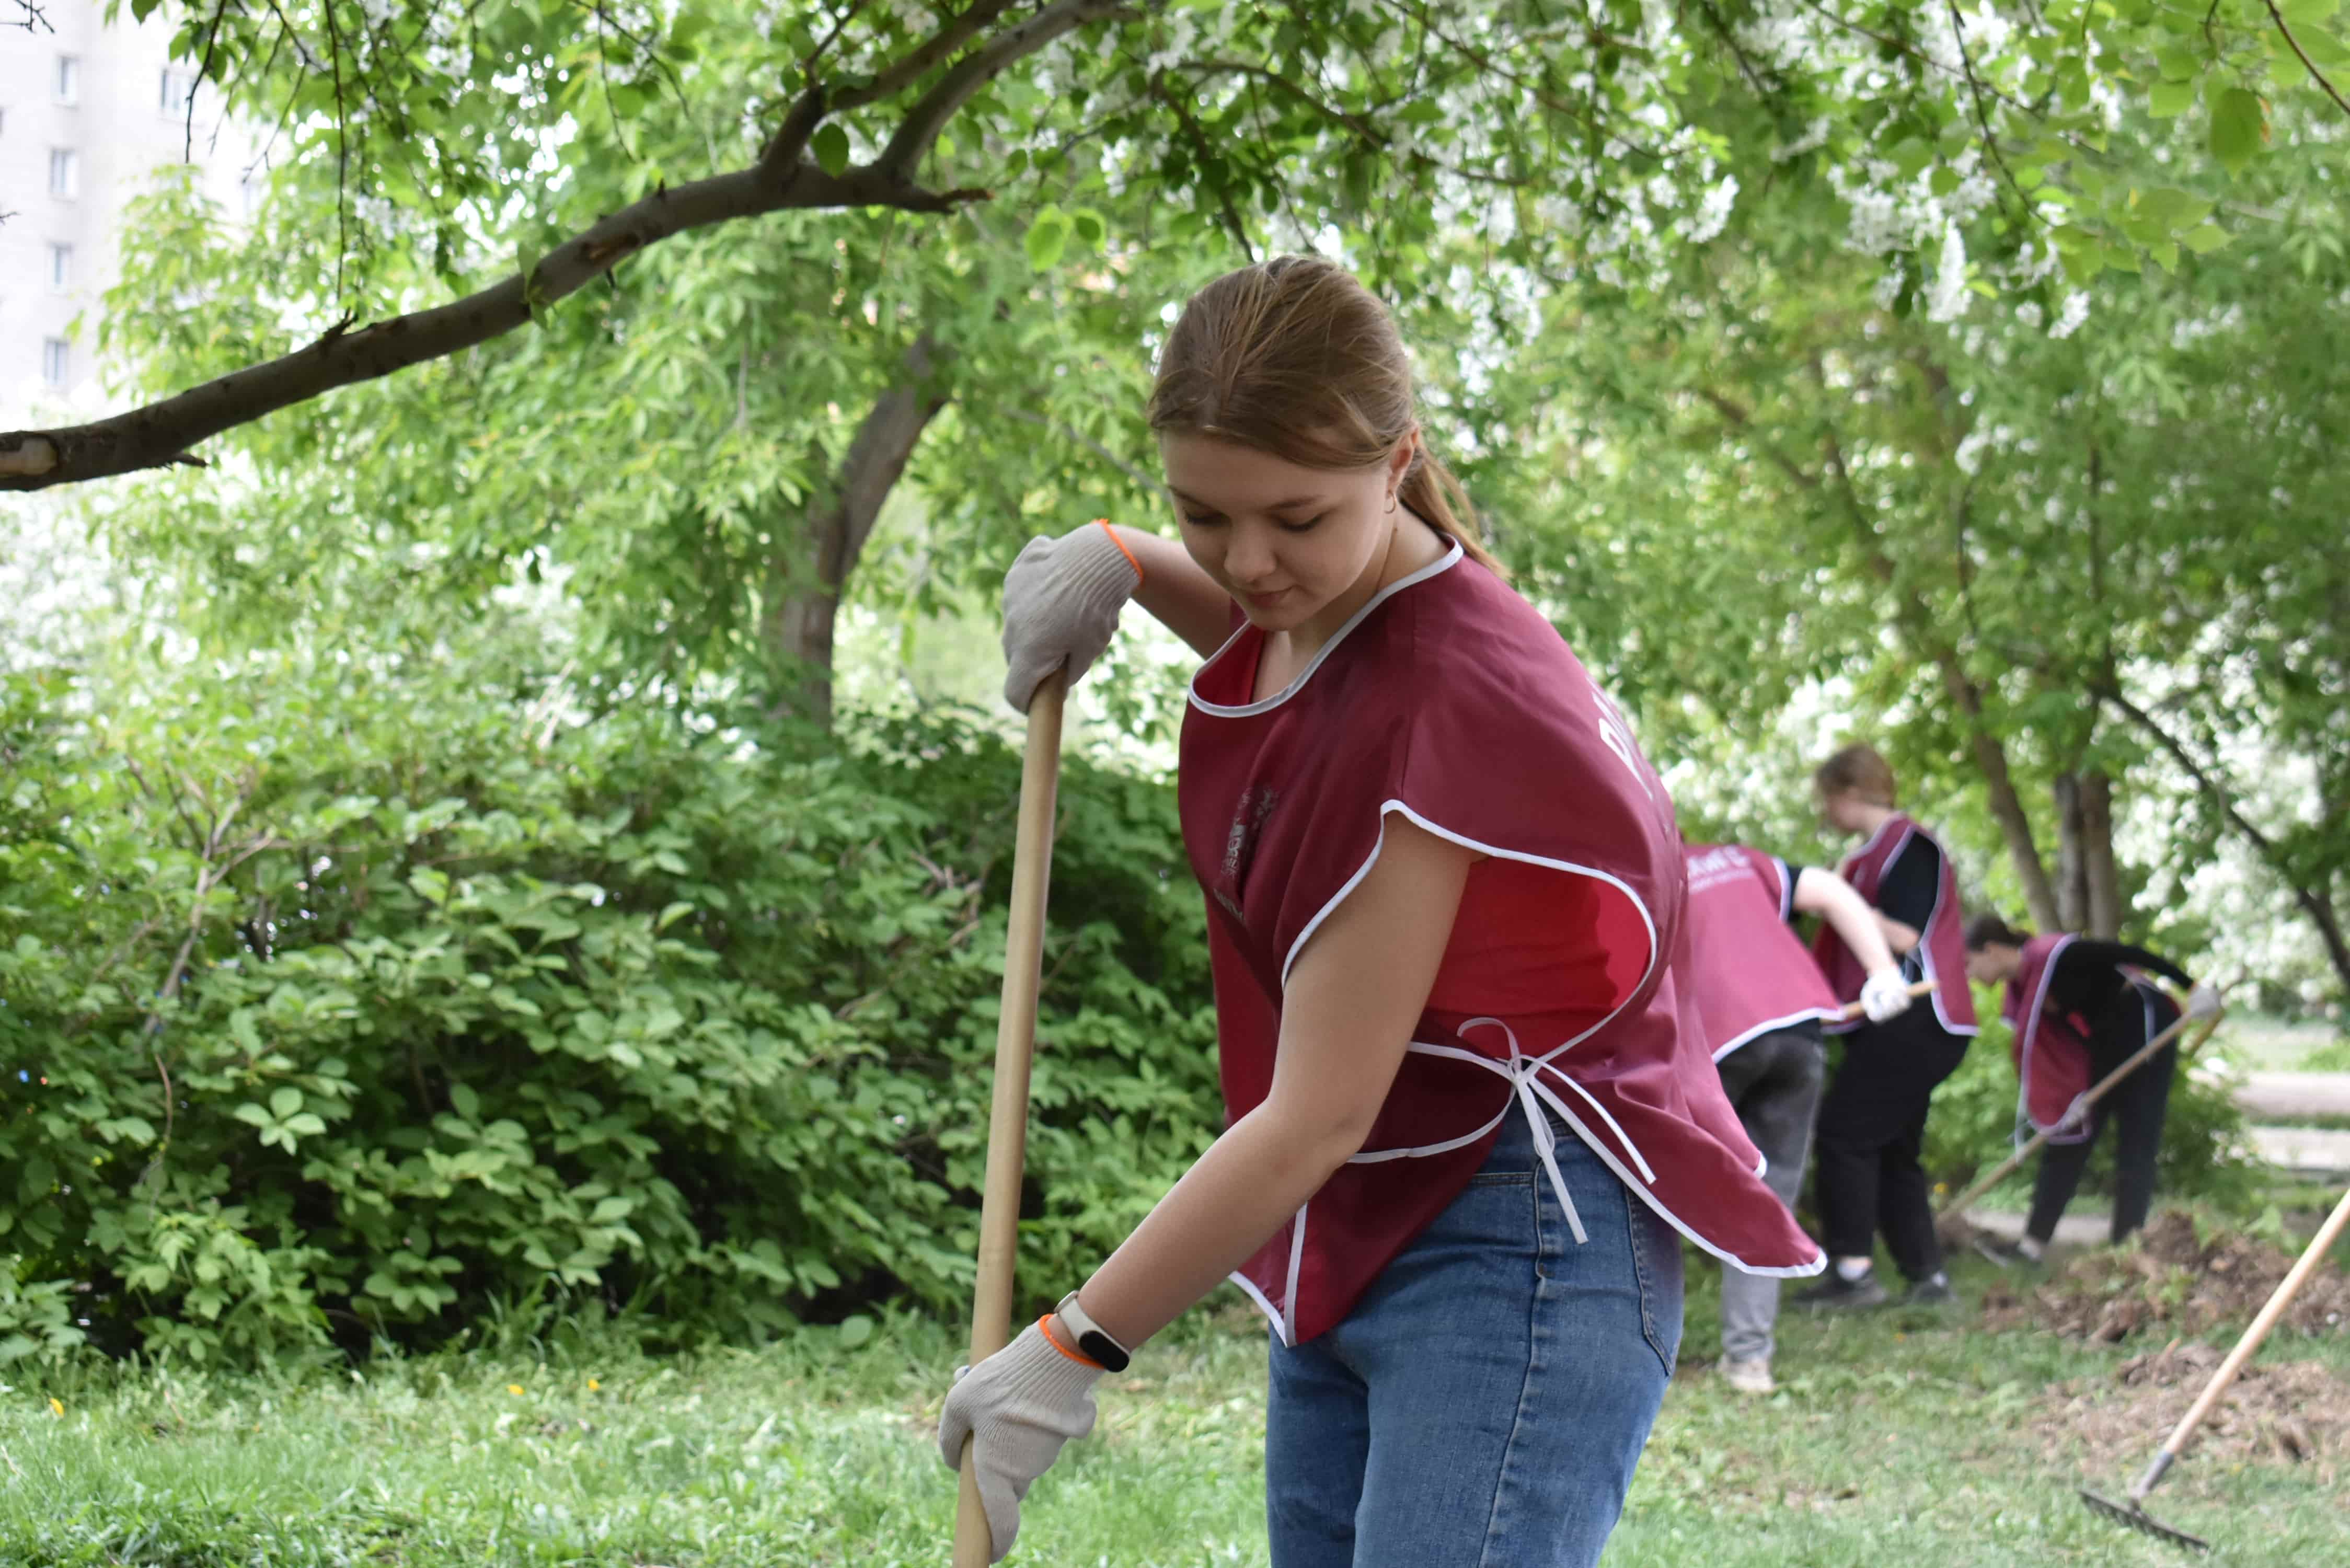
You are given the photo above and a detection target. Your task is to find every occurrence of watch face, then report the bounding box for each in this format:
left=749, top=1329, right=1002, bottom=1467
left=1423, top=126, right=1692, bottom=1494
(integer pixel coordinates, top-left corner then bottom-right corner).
left=1076, top=1331, right=1130, bottom=1373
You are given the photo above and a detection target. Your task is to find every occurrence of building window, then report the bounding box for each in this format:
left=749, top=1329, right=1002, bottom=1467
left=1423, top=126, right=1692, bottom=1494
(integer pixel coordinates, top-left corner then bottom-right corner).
left=160, top=68, right=198, bottom=118
left=42, top=339, right=71, bottom=388
left=47, top=243, right=72, bottom=292
left=56, top=56, right=80, bottom=106
left=49, top=148, right=77, bottom=199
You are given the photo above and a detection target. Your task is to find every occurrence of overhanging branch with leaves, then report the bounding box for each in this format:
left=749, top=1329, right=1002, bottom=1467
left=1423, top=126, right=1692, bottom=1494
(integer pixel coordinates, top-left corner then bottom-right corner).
left=0, top=0, right=1130, bottom=491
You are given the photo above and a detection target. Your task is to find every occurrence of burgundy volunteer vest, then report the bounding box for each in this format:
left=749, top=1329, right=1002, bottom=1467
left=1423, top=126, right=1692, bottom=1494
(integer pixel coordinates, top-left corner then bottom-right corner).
left=1811, top=813, right=1978, bottom=1037
left=1681, top=844, right=1840, bottom=1060
left=2004, top=933, right=2094, bottom=1140
left=2003, top=932, right=2180, bottom=1143
left=1178, top=543, right=1822, bottom=1346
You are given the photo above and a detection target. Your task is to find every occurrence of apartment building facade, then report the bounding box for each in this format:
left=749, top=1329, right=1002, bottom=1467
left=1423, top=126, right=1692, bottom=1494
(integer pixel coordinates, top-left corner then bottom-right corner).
left=2, top=0, right=258, bottom=418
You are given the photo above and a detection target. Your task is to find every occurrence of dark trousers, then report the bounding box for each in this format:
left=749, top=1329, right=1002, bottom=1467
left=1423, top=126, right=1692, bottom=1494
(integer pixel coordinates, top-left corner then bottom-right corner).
left=2025, top=1002, right=2180, bottom=1245
left=1812, top=1011, right=1970, bottom=1281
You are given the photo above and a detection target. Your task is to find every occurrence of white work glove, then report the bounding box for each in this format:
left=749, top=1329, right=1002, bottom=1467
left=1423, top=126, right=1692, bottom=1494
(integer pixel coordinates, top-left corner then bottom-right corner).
left=2186, top=982, right=2224, bottom=1021
left=937, top=1318, right=1103, bottom=1562
left=1000, top=524, right=1141, bottom=714
left=1860, top=967, right=1915, bottom=1024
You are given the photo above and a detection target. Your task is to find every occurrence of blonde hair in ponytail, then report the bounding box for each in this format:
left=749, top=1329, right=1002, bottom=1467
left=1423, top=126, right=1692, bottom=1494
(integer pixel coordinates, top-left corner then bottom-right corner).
left=1145, top=256, right=1505, bottom=575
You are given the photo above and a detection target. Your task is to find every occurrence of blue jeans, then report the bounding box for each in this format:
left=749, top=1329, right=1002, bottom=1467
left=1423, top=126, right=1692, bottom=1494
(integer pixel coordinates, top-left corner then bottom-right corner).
left=1264, top=1106, right=1683, bottom=1567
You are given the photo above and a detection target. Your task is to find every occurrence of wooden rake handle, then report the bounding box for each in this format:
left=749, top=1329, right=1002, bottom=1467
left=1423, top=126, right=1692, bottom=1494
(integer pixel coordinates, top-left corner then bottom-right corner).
left=953, top=672, right=1067, bottom=1568
left=2133, top=1180, right=2350, bottom=1501
left=1833, top=977, right=1938, bottom=1022
left=1936, top=1003, right=2222, bottom=1235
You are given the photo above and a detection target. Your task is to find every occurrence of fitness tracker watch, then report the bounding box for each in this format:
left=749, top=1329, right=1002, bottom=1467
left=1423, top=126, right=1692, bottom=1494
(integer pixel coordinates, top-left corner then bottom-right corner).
left=1054, top=1290, right=1133, bottom=1373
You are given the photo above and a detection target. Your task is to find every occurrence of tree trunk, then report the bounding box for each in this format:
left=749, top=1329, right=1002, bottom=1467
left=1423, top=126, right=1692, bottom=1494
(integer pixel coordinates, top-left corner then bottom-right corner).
left=1933, top=652, right=2064, bottom=933
left=762, top=335, right=951, bottom=724
left=1793, top=393, right=2064, bottom=937
left=2053, top=772, right=2089, bottom=932
left=2080, top=770, right=2124, bottom=938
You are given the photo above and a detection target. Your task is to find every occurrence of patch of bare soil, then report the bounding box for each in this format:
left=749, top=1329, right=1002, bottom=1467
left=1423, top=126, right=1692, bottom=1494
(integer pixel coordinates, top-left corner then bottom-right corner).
left=2031, top=1340, right=2349, bottom=1482
left=1978, top=1208, right=2350, bottom=1343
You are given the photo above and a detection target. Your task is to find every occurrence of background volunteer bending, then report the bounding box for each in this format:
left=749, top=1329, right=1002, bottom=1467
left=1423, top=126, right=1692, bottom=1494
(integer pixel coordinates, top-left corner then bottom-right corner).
left=1964, top=915, right=2224, bottom=1264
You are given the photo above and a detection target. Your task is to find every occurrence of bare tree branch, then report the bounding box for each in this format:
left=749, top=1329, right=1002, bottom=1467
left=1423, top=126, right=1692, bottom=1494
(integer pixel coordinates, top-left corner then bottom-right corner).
left=1, top=0, right=1136, bottom=492
left=1698, top=387, right=1819, bottom=490
left=834, top=0, right=1023, bottom=111
left=1945, top=0, right=2043, bottom=224
left=1, top=166, right=974, bottom=489
left=875, top=0, right=1134, bottom=179
left=2264, top=0, right=2350, bottom=119
left=1154, top=73, right=1257, bottom=260
left=1178, top=57, right=1567, bottom=185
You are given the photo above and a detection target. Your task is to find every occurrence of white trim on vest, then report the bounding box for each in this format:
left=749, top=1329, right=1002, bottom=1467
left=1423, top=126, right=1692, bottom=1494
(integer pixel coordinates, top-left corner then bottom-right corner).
left=1711, top=1006, right=1841, bottom=1063
left=1286, top=803, right=1823, bottom=1284
left=1283, top=1201, right=1309, bottom=1335
left=1186, top=542, right=1464, bottom=719
left=1768, top=854, right=1797, bottom=924
left=1823, top=818, right=1902, bottom=1035
left=1227, top=1271, right=1286, bottom=1345
left=2012, top=932, right=2078, bottom=1142
left=1903, top=824, right=1979, bottom=1037
left=1827, top=818, right=1978, bottom=1038
left=1224, top=1201, right=1315, bottom=1348
left=1281, top=800, right=1660, bottom=994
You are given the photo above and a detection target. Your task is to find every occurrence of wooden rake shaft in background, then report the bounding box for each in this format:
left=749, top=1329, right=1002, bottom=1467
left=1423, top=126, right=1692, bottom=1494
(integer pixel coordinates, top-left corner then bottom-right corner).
left=1934, top=1002, right=2222, bottom=1238
left=953, top=672, right=1066, bottom=1568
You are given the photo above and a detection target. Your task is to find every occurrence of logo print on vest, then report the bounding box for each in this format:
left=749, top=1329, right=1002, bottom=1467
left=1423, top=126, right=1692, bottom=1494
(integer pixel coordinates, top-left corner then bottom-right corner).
left=1212, top=785, right=1280, bottom=926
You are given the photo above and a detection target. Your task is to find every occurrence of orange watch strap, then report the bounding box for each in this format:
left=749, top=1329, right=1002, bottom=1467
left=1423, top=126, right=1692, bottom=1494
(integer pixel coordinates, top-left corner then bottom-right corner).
left=1038, top=1312, right=1104, bottom=1369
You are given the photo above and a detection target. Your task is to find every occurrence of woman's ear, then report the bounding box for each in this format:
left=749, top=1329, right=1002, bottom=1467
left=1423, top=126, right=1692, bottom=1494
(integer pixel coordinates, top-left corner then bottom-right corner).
left=1388, top=429, right=1420, bottom=493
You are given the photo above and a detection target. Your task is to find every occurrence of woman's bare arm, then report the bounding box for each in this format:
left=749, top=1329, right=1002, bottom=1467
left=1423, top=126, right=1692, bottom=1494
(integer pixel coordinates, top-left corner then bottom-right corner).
left=1875, top=913, right=1921, bottom=954
left=1110, top=524, right=1233, bottom=658
left=1792, top=867, right=1903, bottom=973
left=1064, top=815, right=1474, bottom=1348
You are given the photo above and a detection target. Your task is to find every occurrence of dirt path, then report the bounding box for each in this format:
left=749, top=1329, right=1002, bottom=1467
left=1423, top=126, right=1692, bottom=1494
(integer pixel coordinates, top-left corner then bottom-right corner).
left=2236, top=1070, right=2350, bottom=1120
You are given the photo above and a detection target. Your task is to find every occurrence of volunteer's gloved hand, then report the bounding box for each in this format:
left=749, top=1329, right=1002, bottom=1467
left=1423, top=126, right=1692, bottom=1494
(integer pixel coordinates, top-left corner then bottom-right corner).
left=937, top=1318, right=1103, bottom=1562
left=2186, top=982, right=2224, bottom=1021
left=1001, top=523, right=1142, bottom=713
left=1860, top=967, right=1915, bottom=1023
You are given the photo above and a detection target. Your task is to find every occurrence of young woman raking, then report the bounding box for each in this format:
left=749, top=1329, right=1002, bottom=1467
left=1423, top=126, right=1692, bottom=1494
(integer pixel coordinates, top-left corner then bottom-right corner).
left=935, top=258, right=1822, bottom=1567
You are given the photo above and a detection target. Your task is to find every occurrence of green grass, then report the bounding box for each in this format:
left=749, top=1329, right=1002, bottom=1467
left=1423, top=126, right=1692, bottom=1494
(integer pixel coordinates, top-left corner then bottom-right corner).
left=4, top=1254, right=2345, bottom=1567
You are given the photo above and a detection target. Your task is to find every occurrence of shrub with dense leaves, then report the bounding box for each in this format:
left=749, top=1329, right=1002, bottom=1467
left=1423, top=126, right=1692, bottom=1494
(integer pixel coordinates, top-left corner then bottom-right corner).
left=1, top=648, right=1216, bottom=1364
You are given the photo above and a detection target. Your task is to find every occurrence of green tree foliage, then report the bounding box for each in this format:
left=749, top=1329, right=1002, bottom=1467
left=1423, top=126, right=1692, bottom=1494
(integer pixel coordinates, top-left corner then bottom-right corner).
left=1482, top=101, right=2350, bottom=999
left=13, top=0, right=2350, bottom=493
left=1, top=636, right=1218, bottom=1364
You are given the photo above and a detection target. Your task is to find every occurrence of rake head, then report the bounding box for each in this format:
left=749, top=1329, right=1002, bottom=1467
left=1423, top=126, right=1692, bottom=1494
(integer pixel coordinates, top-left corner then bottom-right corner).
left=2078, top=1488, right=2210, bottom=1553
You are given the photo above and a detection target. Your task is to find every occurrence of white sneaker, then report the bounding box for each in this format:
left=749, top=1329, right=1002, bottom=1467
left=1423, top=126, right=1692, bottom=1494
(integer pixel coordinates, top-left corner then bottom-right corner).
left=1721, top=1357, right=1776, bottom=1396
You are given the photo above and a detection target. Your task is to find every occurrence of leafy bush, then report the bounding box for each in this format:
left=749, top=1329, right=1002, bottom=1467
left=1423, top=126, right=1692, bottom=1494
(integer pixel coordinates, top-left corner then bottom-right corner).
left=1919, top=1007, right=2254, bottom=1209
left=2, top=645, right=1216, bottom=1365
